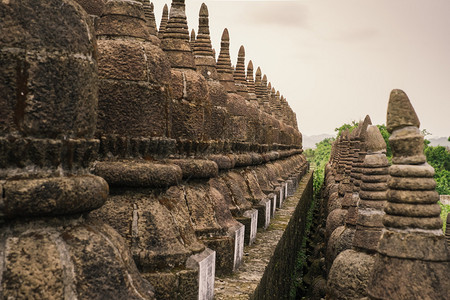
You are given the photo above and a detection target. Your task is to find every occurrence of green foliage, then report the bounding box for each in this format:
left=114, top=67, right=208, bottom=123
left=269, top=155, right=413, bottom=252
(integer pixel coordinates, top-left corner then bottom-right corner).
left=334, top=120, right=359, bottom=137
left=290, top=195, right=316, bottom=299
left=376, top=124, right=392, bottom=159
left=439, top=201, right=450, bottom=232
left=425, top=146, right=450, bottom=171
left=304, top=138, right=334, bottom=200
left=425, top=146, right=450, bottom=195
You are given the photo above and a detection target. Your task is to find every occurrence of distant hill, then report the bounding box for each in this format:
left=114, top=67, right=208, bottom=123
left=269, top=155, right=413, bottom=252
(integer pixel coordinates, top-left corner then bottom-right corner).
left=428, top=137, right=450, bottom=148
left=303, top=134, right=334, bottom=149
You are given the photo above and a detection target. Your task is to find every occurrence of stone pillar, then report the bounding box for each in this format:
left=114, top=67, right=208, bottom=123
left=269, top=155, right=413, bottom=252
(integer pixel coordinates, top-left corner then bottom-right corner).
left=0, top=1, right=154, bottom=298
left=367, top=89, right=450, bottom=299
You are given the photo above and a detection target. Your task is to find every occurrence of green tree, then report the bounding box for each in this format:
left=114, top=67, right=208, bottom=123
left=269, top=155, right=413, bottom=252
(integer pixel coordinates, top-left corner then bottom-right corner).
left=376, top=124, right=392, bottom=159
left=425, top=145, right=450, bottom=195
left=334, top=120, right=359, bottom=137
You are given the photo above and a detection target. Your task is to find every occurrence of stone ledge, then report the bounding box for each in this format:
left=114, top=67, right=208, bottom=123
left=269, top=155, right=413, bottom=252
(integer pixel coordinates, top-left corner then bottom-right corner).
left=214, top=172, right=313, bottom=299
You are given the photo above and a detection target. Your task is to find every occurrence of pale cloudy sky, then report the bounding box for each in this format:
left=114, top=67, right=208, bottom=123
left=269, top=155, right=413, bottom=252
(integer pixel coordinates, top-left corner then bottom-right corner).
left=154, top=0, right=450, bottom=138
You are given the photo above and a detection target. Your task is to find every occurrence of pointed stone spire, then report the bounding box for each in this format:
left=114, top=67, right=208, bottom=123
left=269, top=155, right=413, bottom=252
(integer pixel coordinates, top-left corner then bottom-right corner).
left=368, top=89, right=449, bottom=299
left=255, top=67, right=264, bottom=105
left=143, top=1, right=158, bottom=35
left=161, top=0, right=195, bottom=69
left=234, top=45, right=248, bottom=97
left=193, top=3, right=218, bottom=80
left=190, top=28, right=196, bottom=48
left=158, top=3, right=169, bottom=39
left=216, top=28, right=236, bottom=92
left=246, top=60, right=258, bottom=104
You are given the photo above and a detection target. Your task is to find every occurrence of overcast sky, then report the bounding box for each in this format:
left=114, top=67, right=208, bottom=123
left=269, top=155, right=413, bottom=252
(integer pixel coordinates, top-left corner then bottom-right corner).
left=153, top=0, right=450, bottom=138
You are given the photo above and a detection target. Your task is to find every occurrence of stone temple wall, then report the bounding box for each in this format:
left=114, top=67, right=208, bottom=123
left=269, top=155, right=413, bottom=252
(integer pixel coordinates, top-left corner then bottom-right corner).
left=0, top=1, right=308, bottom=299
left=321, top=90, right=450, bottom=299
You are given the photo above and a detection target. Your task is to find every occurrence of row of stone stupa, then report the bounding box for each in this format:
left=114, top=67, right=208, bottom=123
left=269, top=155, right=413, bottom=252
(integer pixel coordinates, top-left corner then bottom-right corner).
left=317, top=90, right=449, bottom=299
left=145, top=0, right=298, bottom=129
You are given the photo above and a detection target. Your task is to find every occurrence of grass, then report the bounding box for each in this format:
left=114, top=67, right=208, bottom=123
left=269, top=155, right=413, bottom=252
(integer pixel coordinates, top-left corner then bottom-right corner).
left=439, top=201, right=450, bottom=232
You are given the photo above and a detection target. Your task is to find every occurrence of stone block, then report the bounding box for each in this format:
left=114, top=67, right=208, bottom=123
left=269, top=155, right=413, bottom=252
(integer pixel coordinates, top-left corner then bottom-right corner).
left=186, top=248, right=216, bottom=300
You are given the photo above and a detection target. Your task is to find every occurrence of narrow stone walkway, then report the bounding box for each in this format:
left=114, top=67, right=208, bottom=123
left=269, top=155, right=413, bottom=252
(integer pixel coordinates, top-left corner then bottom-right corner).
left=214, top=173, right=313, bottom=299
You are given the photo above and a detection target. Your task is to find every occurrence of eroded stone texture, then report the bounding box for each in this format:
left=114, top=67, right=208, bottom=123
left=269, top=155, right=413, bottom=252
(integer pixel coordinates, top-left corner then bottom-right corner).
left=96, top=0, right=171, bottom=140
left=0, top=1, right=154, bottom=298
left=368, top=90, right=450, bottom=300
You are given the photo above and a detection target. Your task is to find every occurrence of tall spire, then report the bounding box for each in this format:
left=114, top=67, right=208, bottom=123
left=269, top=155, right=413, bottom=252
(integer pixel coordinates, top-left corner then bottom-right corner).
left=255, top=67, right=264, bottom=106
left=190, top=28, right=196, bottom=48
left=158, top=3, right=169, bottom=39
left=143, top=1, right=157, bottom=35
left=161, top=0, right=195, bottom=69
left=216, top=28, right=236, bottom=92
left=234, top=45, right=248, bottom=97
left=193, top=3, right=218, bottom=80
left=246, top=60, right=258, bottom=104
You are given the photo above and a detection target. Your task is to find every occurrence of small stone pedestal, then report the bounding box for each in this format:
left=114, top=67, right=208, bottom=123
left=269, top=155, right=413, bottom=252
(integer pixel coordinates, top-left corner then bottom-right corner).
left=286, top=179, right=295, bottom=197
left=187, top=248, right=216, bottom=300
left=233, top=223, right=245, bottom=271
left=237, top=209, right=258, bottom=245
left=255, top=198, right=271, bottom=229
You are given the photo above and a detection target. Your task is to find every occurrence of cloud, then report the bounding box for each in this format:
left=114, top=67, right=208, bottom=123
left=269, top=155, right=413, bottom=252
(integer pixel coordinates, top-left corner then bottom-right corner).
left=240, top=2, right=309, bottom=28
left=335, top=28, right=379, bottom=43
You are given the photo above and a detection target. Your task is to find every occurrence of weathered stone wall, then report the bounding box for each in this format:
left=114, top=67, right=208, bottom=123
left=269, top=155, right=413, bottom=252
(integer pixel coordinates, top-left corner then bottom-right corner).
left=1, top=1, right=308, bottom=299
left=252, top=171, right=313, bottom=300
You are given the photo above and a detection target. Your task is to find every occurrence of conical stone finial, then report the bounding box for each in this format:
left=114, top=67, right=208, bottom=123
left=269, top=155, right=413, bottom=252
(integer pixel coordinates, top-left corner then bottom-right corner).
left=158, top=4, right=169, bottom=39
left=193, top=3, right=218, bottom=80
left=217, top=28, right=236, bottom=92
left=234, top=45, right=248, bottom=96
left=368, top=89, right=449, bottom=300
left=190, top=28, right=196, bottom=47
left=386, top=89, right=420, bottom=133
left=161, top=0, right=195, bottom=69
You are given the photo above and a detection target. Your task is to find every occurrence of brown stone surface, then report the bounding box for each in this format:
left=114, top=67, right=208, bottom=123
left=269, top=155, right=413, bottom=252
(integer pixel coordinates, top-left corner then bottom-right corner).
left=93, top=161, right=182, bottom=187
left=368, top=255, right=450, bottom=300
left=386, top=89, right=420, bottom=133
left=327, top=250, right=375, bottom=300
left=3, top=175, right=107, bottom=219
